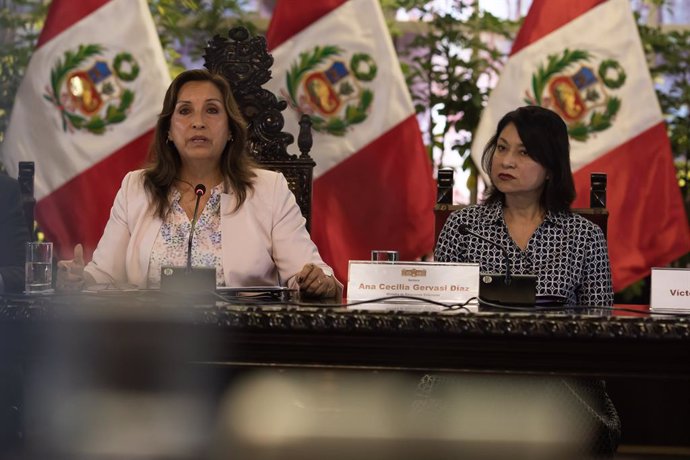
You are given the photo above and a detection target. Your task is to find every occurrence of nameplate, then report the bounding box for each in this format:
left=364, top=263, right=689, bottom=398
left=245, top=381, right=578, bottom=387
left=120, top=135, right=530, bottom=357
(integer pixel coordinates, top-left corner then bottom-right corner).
left=347, top=261, right=479, bottom=302
left=651, top=267, right=690, bottom=311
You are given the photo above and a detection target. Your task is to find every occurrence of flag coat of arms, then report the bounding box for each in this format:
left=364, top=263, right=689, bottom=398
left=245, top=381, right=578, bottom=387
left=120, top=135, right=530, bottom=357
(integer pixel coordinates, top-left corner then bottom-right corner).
left=472, top=0, right=690, bottom=290
left=266, top=0, right=436, bottom=284
left=1, top=0, right=170, bottom=259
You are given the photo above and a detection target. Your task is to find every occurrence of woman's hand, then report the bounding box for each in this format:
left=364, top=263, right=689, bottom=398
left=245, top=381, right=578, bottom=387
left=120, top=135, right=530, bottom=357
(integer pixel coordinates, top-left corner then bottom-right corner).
left=56, top=244, right=91, bottom=291
left=297, top=263, right=338, bottom=299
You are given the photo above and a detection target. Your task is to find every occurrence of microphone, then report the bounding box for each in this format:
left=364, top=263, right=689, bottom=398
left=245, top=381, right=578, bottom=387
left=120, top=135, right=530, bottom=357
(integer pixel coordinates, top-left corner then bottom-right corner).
left=457, top=223, right=538, bottom=308
left=160, top=183, right=215, bottom=295
left=186, top=184, right=206, bottom=273
left=457, top=223, right=512, bottom=285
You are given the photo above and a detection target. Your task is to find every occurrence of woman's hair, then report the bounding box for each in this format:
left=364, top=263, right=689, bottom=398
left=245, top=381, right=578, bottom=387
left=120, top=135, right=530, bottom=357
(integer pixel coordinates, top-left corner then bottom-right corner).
left=481, top=105, right=575, bottom=212
left=144, top=68, right=256, bottom=218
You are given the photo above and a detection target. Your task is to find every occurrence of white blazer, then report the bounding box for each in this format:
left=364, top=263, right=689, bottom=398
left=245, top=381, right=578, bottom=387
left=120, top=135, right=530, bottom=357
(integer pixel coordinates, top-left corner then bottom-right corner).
left=85, top=168, right=334, bottom=289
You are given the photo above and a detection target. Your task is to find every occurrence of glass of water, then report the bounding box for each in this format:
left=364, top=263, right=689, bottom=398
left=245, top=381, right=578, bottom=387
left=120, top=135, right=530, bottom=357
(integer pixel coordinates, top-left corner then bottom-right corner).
left=371, top=250, right=399, bottom=262
left=25, top=242, right=53, bottom=294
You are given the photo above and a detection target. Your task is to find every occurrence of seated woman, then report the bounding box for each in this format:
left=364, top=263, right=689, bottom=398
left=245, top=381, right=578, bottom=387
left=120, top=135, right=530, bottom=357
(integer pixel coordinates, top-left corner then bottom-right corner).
left=427, top=106, right=620, bottom=455
left=435, top=105, right=612, bottom=307
left=57, top=69, right=340, bottom=299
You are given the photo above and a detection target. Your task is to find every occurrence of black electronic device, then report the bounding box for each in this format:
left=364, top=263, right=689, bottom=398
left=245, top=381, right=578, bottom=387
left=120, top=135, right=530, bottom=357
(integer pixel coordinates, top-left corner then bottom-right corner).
left=457, top=224, right=537, bottom=307
left=479, top=273, right=537, bottom=306
left=216, top=286, right=296, bottom=303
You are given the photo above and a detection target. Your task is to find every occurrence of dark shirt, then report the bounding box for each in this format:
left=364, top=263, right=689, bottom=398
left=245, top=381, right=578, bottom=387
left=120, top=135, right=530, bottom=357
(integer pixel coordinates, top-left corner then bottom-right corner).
left=435, top=201, right=613, bottom=307
left=0, top=174, right=30, bottom=293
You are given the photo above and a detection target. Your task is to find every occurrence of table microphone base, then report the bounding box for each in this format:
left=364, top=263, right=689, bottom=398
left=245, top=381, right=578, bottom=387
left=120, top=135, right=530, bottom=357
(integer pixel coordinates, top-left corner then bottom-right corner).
left=478, top=273, right=537, bottom=310
left=160, top=266, right=216, bottom=294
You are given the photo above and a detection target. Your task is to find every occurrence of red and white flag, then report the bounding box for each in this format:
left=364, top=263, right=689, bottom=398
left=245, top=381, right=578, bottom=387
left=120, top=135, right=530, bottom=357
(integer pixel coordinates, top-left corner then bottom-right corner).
left=266, top=0, right=436, bottom=284
left=472, top=0, right=690, bottom=291
left=1, top=0, right=170, bottom=259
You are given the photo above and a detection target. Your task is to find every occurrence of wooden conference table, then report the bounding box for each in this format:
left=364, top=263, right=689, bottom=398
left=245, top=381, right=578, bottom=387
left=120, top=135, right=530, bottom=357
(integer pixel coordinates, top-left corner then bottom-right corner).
left=1, top=290, right=689, bottom=457
left=1, top=290, right=688, bottom=380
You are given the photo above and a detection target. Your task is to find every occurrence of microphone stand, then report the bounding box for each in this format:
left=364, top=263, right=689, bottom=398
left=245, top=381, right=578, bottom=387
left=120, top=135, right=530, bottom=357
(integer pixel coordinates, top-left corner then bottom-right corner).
left=458, top=224, right=512, bottom=285
left=186, top=184, right=205, bottom=273
left=160, top=184, right=216, bottom=295
left=457, top=223, right=537, bottom=307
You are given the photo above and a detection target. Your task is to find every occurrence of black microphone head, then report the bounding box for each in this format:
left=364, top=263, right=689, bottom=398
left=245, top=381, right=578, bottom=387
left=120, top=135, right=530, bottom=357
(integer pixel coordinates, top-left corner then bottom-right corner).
left=194, top=184, right=206, bottom=196
left=457, top=223, right=469, bottom=235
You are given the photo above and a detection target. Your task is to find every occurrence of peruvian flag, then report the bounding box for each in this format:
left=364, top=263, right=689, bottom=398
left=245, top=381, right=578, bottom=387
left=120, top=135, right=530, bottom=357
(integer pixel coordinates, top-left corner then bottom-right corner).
left=1, top=0, right=170, bottom=259
left=266, top=0, right=436, bottom=284
left=471, top=0, right=690, bottom=291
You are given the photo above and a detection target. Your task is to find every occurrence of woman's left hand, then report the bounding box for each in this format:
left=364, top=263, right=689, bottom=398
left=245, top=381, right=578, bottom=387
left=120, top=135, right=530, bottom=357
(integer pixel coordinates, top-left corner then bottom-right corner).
left=297, top=263, right=337, bottom=298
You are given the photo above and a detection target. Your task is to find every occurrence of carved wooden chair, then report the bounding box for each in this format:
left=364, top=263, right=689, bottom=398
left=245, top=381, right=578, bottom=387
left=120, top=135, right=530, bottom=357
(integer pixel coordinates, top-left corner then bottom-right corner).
left=203, top=26, right=316, bottom=231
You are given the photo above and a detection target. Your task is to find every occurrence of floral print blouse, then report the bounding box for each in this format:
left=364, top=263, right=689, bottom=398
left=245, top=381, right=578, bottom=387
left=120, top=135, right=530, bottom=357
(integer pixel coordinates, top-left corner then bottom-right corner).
left=147, top=183, right=225, bottom=288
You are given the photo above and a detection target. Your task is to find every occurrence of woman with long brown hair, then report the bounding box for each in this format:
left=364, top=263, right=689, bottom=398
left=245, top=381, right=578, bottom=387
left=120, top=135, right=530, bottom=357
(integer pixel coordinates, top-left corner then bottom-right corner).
left=57, top=69, right=339, bottom=298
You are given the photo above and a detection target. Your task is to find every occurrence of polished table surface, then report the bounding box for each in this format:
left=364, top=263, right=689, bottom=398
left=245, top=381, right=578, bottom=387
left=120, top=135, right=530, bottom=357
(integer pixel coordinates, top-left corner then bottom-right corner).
left=2, top=291, right=689, bottom=380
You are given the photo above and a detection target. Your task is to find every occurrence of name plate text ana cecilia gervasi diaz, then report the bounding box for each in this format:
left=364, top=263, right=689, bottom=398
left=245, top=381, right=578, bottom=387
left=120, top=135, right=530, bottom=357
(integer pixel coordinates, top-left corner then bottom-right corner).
left=347, top=261, right=479, bottom=303
left=651, top=267, right=690, bottom=312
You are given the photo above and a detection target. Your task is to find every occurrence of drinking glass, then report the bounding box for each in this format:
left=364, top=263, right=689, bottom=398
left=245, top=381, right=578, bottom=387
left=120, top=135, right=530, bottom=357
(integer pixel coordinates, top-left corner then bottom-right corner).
left=25, top=242, right=53, bottom=293
left=370, top=250, right=399, bottom=262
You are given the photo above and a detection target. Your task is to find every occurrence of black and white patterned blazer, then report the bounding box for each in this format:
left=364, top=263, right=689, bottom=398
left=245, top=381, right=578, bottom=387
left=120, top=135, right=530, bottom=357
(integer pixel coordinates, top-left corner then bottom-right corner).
left=435, top=202, right=613, bottom=306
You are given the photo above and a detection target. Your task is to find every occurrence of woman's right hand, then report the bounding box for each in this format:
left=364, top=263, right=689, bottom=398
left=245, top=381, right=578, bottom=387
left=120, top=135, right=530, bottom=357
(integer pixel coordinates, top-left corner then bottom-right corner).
left=56, top=244, right=88, bottom=291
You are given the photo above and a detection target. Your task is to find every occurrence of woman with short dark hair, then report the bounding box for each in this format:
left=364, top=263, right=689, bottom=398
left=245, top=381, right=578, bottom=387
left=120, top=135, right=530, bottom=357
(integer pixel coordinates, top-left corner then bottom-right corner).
left=436, top=105, right=612, bottom=306
left=481, top=105, right=576, bottom=213
left=431, top=106, right=620, bottom=456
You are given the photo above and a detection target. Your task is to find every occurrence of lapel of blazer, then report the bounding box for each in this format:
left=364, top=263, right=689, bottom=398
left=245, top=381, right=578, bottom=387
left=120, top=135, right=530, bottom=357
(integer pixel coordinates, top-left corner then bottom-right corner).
left=219, top=191, right=236, bottom=287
